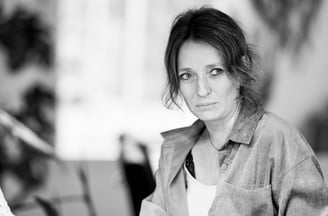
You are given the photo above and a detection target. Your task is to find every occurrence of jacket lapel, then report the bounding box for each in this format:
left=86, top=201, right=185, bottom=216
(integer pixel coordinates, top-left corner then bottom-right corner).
left=161, top=119, right=205, bottom=185
left=161, top=120, right=205, bottom=216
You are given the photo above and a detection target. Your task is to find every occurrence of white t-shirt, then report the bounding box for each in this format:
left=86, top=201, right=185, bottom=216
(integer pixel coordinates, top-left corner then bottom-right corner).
left=0, top=188, right=14, bottom=216
left=184, top=164, right=217, bottom=216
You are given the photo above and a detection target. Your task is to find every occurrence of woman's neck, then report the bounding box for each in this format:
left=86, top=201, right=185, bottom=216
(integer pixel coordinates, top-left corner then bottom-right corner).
left=204, top=101, right=241, bottom=150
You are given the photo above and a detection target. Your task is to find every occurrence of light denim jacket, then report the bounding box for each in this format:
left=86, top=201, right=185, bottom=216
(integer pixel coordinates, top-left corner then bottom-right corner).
left=140, top=102, right=328, bottom=216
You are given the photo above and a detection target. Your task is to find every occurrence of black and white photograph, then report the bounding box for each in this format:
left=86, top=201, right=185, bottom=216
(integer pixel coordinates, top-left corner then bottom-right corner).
left=0, top=0, right=328, bottom=215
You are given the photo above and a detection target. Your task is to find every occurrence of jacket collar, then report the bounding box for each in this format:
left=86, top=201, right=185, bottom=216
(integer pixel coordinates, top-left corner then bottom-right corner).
left=161, top=119, right=205, bottom=185
left=161, top=100, right=264, bottom=185
left=228, top=100, right=264, bottom=145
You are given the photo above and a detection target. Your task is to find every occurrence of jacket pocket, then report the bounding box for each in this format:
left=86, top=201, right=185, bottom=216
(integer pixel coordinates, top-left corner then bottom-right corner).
left=211, top=182, right=274, bottom=216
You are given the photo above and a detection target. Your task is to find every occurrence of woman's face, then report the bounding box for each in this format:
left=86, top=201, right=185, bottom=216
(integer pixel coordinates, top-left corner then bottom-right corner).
left=177, top=40, right=240, bottom=122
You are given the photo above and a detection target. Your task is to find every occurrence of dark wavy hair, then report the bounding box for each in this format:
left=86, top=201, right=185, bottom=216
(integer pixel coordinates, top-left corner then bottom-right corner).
left=163, top=6, right=262, bottom=109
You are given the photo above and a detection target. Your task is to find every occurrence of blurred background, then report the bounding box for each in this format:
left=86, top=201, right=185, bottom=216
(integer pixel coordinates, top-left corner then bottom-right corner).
left=0, top=0, right=328, bottom=215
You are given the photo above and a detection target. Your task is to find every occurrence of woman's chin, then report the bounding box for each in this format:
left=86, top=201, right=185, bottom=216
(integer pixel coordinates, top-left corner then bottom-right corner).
left=192, top=110, right=222, bottom=122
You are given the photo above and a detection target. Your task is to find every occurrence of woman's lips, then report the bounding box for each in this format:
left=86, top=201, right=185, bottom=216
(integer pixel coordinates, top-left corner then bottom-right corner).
left=196, top=102, right=217, bottom=107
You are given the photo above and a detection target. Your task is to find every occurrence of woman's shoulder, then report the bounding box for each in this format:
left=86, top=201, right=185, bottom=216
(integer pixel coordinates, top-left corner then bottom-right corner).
left=160, top=126, right=190, bottom=141
left=259, top=111, right=305, bottom=138
left=260, top=111, right=295, bottom=131
left=257, top=111, right=315, bottom=163
left=160, top=120, right=204, bottom=144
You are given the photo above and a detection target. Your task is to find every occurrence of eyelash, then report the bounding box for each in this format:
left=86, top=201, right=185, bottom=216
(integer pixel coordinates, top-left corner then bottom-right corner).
left=209, top=68, right=223, bottom=76
left=179, top=73, right=193, bottom=81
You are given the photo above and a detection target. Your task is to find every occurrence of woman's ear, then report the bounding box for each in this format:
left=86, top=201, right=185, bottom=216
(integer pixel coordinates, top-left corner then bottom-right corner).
left=241, top=55, right=251, bottom=69
left=241, top=55, right=246, bottom=63
left=230, top=77, right=241, bottom=89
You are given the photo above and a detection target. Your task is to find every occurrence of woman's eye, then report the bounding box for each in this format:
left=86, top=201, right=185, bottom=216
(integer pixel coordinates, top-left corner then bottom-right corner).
left=209, top=68, right=223, bottom=77
left=179, top=73, right=193, bottom=81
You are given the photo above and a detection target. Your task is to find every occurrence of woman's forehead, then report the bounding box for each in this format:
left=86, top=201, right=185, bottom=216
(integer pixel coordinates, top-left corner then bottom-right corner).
left=178, top=41, right=224, bottom=69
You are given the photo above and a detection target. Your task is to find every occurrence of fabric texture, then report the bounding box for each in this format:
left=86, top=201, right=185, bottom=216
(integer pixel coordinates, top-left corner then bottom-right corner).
left=139, top=101, right=328, bottom=216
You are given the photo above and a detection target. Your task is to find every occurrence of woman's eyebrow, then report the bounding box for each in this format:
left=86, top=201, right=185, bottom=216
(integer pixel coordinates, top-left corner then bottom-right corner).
left=178, top=67, right=192, bottom=73
left=206, top=64, right=223, bottom=69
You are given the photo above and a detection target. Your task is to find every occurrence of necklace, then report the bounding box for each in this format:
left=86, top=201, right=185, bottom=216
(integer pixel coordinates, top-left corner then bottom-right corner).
left=207, top=101, right=241, bottom=151
left=207, top=131, right=221, bottom=151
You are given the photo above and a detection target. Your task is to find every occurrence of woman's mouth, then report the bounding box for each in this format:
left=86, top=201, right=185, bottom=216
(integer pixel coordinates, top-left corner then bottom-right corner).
left=196, top=102, right=217, bottom=107
left=196, top=102, right=218, bottom=108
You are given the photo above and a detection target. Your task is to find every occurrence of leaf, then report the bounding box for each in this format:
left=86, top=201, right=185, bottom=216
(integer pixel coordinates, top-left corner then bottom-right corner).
left=34, top=196, right=59, bottom=216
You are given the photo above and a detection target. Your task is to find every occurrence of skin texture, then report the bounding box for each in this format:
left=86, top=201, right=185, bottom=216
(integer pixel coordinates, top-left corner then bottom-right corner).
left=178, top=40, right=240, bottom=127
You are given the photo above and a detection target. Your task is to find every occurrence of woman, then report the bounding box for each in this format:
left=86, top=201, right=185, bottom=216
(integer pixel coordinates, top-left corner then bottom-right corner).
left=140, top=6, right=328, bottom=216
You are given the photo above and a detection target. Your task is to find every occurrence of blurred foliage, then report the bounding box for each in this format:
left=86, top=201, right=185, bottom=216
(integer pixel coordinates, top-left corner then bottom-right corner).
left=251, top=0, right=323, bottom=105
left=0, top=2, right=55, bottom=211
left=252, top=0, right=322, bottom=52
left=0, top=4, right=53, bottom=71
left=15, top=85, right=55, bottom=144
left=0, top=85, right=55, bottom=204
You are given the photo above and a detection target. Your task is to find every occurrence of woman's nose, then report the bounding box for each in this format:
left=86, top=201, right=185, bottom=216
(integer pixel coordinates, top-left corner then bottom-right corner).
left=197, top=77, right=211, bottom=97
